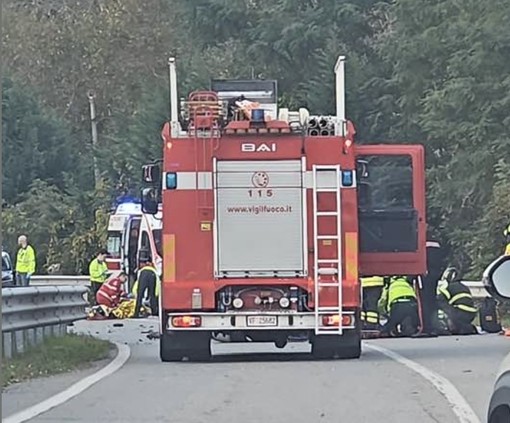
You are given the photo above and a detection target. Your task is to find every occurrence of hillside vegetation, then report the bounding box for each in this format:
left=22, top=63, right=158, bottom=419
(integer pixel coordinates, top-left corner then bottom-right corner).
left=3, top=0, right=510, bottom=276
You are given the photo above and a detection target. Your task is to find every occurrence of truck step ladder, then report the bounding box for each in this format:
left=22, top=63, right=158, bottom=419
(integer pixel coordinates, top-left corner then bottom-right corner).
left=312, top=165, right=343, bottom=335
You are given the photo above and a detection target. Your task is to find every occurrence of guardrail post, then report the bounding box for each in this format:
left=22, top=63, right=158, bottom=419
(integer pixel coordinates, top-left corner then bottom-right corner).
left=27, top=328, right=37, bottom=347
left=35, top=327, right=44, bottom=345
left=3, top=332, right=13, bottom=359
left=14, top=330, right=24, bottom=354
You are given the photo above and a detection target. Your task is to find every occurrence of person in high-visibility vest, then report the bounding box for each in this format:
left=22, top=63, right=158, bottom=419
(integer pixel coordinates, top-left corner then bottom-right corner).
left=132, top=273, right=161, bottom=298
left=503, top=224, right=510, bottom=255
left=378, top=276, right=419, bottom=337
left=89, top=249, right=109, bottom=306
left=436, top=267, right=478, bottom=335
left=360, top=276, right=385, bottom=330
left=133, top=258, right=160, bottom=317
left=15, top=235, right=36, bottom=286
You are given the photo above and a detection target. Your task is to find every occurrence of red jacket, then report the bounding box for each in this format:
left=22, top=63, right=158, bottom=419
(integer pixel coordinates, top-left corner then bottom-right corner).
left=96, top=277, right=126, bottom=308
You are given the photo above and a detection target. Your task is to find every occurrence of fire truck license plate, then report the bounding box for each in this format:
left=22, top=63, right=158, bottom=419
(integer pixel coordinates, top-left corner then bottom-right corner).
left=246, top=316, right=278, bottom=327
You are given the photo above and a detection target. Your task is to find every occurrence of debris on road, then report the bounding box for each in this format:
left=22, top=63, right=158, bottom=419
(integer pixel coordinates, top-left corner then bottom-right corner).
left=145, top=330, right=160, bottom=340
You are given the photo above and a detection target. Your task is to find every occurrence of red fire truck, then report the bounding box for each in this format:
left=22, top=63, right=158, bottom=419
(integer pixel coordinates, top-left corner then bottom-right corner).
left=141, top=56, right=426, bottom=361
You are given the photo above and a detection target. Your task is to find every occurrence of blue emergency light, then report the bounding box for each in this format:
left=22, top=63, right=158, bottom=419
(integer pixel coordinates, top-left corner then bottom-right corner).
left=116, top=202, right=141, bottom=214
left=166, top=172, right=177, bottom=189
left=341, top=170, right=354, bottom=187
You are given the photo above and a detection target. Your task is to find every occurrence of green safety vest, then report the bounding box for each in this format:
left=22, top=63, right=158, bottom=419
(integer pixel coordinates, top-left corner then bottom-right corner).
left=132, top=266, right=161, bottom=297
left=89, top=258, right=108, bottom=283
left=379, top=277, right=416, bottom=313
left=16, top=245, right=36, bottom=274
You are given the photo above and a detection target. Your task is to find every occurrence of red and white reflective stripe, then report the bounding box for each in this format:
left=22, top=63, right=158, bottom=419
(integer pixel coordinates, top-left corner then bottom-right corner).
left=165, top=171, right=355, bottom=190
left=97, top=291, right=113, bottom=302
left=164, top=172, right=213, bottom=190
left=97, top=291, right=113, bottom=305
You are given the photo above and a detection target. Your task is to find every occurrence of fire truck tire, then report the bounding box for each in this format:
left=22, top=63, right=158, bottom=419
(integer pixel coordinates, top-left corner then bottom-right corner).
left=160, top=332, right=211, bottom=362
left=311, top=332, right=361, bottom=360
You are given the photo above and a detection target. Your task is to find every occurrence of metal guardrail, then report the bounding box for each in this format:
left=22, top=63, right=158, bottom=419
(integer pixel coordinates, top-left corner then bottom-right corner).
left=463, top=281, right=489, bottom=299
left=28, top=275, right=490, bottom=298
left=30, top=275, right=89, bottom=286
left=2, top=285, right=88, bottom=358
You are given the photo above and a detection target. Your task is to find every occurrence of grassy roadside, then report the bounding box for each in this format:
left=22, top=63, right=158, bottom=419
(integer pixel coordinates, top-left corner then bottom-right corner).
left=2, top=334, right=113, bottom=388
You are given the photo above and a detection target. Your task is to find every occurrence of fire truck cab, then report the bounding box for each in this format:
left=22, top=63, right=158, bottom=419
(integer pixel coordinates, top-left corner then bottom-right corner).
left=141, top=56, right=426, bottom=361
left=106, top=199, right=163, bottom=287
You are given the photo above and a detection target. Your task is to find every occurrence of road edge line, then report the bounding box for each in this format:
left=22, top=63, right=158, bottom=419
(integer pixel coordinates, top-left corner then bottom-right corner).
left=365, top=343, right=480, bottom=423
left=3, top=342, right=131, bottom=423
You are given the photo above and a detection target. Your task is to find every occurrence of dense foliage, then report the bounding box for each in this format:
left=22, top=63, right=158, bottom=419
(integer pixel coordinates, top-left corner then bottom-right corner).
left=3, top=0, right=510, bottom=275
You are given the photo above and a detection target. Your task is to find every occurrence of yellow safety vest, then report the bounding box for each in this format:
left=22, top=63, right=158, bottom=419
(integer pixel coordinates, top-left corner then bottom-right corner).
left=16, top=245, right=36, bottom=274
left=132, top=266, right=161, bottom=297
left=361, top=276, right=385, bottom=288
left=505, top=243, right=510, bottom=256
left=379, top=278, right=416, bottom=313
left=89, top=258, right=108, bottom=283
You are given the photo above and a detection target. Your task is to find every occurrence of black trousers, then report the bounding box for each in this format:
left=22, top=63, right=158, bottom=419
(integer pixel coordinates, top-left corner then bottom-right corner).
left=90, top=281, right=102, bottom=306
left=362, top=286, right=383, bottom=329
left=381, top=301, right=419, bottom=337
left=419, top=276, right=439, bottom=333
left=446, top=307, right=477, bottom=335
left=134, top=278, right=158, bottom=316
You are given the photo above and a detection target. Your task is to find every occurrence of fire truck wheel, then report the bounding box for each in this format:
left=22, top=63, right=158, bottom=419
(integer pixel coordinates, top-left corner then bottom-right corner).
left=160, top=332, right=211, bottom=362
left=311, top=332, right=361, bottom=360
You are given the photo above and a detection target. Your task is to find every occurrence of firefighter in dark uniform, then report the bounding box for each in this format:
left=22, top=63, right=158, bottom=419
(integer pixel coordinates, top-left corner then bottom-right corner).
left=378, top=276, right=419, bottom=337
left=133, top=254, right=159, bottom=318
left=361, top=276, right=385, bottom=330
left=436, top=267, right=478, bottom=335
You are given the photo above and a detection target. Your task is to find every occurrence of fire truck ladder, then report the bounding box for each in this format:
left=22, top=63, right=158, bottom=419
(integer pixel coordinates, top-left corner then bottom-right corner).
left=312, top=165, right=343, bottom=335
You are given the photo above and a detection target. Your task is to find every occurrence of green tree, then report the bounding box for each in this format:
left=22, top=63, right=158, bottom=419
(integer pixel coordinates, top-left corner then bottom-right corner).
left=374, top=0, right=510, bottom=274
left=2, top=77, right=92, bottom=204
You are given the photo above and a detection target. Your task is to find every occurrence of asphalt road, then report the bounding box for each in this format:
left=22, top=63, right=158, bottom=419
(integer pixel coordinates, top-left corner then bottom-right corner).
left=3, top=319, right=509, bottom=423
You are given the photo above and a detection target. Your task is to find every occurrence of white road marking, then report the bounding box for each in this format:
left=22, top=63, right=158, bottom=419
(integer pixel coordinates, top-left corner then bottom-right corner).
left=3, top=342, right=130, bottom=423
left=365, top=343, right=481, bottom=423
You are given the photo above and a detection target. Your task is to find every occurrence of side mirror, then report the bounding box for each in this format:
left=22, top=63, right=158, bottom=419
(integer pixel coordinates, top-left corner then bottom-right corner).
left=356, top=159, right=369, bottom=179
left=142, top=164, right=161, bottom=185
left=141, top=188, right=159, bottom=215
left=483, top=255, right=510, bottom=299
